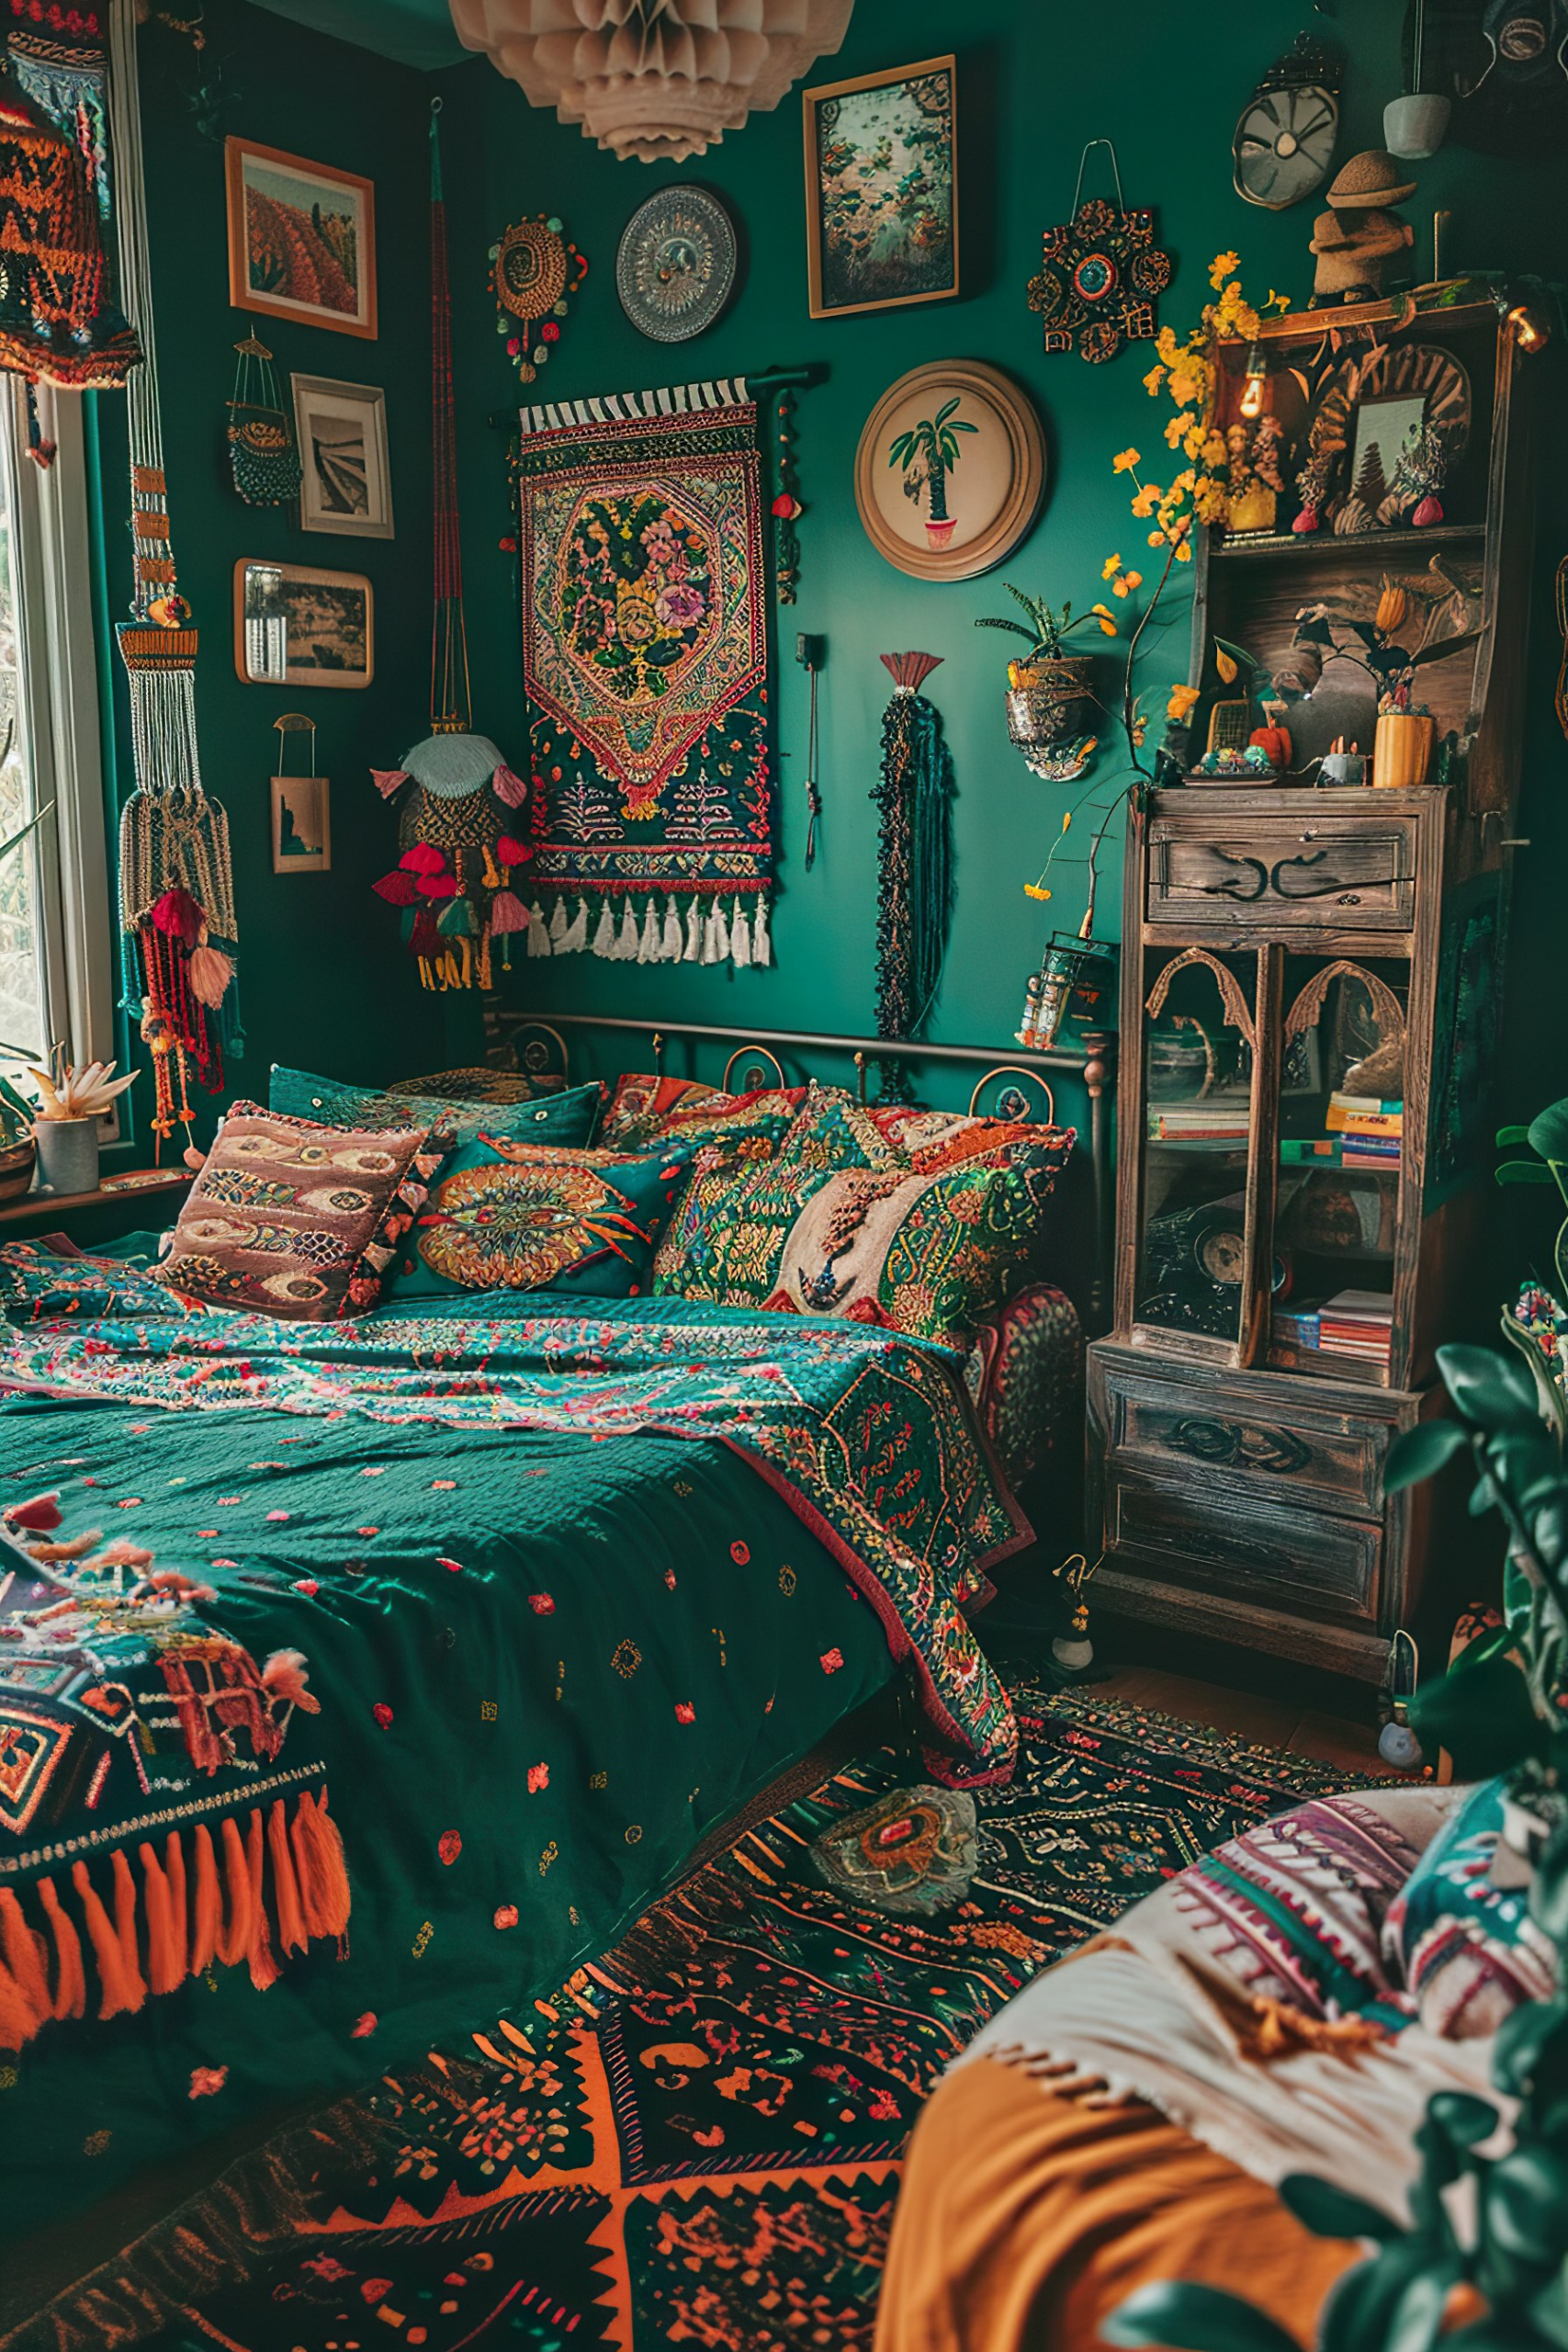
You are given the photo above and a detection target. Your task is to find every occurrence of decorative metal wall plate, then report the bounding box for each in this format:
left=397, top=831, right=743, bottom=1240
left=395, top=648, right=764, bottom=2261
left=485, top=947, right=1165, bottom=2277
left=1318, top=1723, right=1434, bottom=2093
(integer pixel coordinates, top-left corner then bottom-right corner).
left=1234, top=34, right=1342, bottom=209
left=615, top=186, right=739, bottom=343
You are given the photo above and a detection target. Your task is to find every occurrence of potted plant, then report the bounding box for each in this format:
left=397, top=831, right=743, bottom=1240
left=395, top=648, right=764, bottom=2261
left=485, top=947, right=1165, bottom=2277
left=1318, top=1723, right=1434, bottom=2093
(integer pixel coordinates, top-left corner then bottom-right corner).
left=888, top=396, right=977, bottom=549
left=976, top=582, right=1120, bottom=759
left=28, top=1050, right=136, bottom=1195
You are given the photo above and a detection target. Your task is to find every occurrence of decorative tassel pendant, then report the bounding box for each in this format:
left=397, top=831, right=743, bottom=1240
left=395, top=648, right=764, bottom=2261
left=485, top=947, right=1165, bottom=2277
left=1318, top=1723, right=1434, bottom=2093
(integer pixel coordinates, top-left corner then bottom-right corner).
left=660, top=897, right=683, bottom=961
left=547, top=898, right=569, bottom=948
left=753, top=897, right=773, bottom=967
left=592, top=899, right=617, bottom=957
left=713, top=900, right=730, bottom=962
left=730, top=898, right=751, bottom=967
left=615, top=900, right=640, bottom=959
left=637, top=898, right=660, bottom=963
left=683, top=898, right=703, bottom=962
left=563, top=897, right=589, bottom=953
left=525, top=898, right=550, bottom=956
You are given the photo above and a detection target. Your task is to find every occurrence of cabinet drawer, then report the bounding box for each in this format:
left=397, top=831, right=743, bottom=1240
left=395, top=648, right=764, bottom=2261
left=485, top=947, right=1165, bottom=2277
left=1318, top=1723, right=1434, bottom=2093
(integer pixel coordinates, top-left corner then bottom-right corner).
left=1146, top=814, right=1416, bottom=932
left=1104, top=1466, right=1381, bottom=1623
left=1099, top=1362, right=1391, bottom=1518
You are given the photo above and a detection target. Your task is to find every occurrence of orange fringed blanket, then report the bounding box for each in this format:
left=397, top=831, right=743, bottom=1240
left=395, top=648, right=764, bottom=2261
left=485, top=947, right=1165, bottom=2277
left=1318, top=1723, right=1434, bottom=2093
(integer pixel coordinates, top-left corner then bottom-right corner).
left=0, top=1495, right=350, bottom=2050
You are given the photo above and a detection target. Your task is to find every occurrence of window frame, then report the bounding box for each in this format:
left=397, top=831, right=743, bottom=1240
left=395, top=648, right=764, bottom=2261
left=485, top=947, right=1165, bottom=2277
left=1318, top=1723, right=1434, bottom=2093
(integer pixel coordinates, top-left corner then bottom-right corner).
left=3, top=377, right=117, bottom=1118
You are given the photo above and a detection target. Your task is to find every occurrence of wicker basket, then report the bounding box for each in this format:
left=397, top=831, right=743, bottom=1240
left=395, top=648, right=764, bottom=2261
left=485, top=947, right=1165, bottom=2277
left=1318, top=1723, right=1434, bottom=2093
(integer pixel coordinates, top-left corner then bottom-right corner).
left=0, top=1134, right=36, bottom=1203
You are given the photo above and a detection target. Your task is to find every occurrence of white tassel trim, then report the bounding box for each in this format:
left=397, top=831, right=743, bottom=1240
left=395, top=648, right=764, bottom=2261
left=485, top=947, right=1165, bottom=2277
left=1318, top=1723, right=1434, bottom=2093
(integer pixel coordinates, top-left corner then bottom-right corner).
left=753, top=896, right=772, bottom=967
left=660, top=897, right=683, bottom=961
left=615, top=901, right=640, bottom=960
left=591, top=899, right=617, bottom=957
left=547, top=898, right=569, bottom=949
left=525, top=898, right=551, bottom=956
left=683, top=898, right=703, bottom=962
left=528, top=891, right=771, bottom=969
left=637, top=898, right=660, bottom=963
left=730, top=897, right=751, bottom=967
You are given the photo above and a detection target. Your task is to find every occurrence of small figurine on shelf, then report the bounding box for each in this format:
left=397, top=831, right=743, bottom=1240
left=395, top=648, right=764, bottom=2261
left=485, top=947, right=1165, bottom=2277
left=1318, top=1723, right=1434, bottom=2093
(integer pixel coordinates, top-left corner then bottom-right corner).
left=1307, top=151, right=1416, bottom=308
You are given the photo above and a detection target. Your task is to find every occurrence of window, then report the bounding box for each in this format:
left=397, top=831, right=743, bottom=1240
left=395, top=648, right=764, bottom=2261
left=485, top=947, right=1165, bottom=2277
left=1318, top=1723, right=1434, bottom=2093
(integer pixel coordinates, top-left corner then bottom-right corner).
left=0, top=379, right=114, bottom=1091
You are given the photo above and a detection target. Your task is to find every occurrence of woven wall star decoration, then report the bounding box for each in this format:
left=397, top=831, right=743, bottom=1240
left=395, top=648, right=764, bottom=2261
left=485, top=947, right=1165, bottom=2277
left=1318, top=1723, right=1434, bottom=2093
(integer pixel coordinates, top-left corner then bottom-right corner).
left=1026, top=142, right=1171, bottom=364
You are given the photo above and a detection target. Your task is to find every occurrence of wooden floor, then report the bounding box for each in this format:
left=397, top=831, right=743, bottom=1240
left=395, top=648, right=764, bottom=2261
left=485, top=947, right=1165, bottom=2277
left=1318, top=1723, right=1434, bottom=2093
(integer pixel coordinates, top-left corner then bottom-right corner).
left=1094, top=1665, right=1386, bottom=1778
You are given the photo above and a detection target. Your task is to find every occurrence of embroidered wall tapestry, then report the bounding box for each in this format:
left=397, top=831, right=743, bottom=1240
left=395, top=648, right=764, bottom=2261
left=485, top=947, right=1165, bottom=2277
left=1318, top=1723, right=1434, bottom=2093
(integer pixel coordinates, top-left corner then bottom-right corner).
left=514, top=376, right=773, bottom=972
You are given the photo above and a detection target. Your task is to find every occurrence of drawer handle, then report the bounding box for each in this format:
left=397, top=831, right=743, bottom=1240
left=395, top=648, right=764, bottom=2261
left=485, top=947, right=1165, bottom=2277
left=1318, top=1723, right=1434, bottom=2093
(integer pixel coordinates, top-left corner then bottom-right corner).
left=1271, top=852, right=1400, bottom=901
left=1167, top=1416, right=1314, bottom=1475
left=1194, top=849, right=1403, bottom=906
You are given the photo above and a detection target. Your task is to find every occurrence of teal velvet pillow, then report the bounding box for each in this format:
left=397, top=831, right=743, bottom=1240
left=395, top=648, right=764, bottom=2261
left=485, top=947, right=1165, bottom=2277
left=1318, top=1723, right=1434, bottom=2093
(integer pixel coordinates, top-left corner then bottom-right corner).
left=269, top=1065, right=602, bottom=1148
left=379, top=1136, right=696, bottom=1303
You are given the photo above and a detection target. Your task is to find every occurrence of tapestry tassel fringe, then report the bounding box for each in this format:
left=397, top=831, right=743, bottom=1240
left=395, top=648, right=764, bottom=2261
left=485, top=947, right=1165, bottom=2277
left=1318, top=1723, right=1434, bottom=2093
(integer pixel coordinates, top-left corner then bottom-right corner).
left=0, top=1784, right=350, bottom=2052
left=542, top=893, right=771, bottom=970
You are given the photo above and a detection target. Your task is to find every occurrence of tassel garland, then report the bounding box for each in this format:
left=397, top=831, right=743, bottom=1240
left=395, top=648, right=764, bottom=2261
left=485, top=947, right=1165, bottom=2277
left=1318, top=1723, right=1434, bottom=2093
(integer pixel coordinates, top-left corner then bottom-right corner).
left=0, top=1785, right=349, bottom=2053
left=525, top=893, right=772, bottom=971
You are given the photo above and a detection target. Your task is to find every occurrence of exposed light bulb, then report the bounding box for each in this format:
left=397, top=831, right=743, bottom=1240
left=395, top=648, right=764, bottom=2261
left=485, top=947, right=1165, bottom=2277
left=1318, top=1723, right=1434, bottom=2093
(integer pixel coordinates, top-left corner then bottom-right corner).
left=1238, top=345, right=1269, bottom=419
left=1508, top=302, right=1551, bottom=353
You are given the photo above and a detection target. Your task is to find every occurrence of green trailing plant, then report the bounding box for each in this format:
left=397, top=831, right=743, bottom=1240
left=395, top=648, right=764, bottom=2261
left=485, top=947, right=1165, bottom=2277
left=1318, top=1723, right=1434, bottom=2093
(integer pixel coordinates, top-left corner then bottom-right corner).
left=0, top=1070, right=32, bottom=1148
left=887, top=395, right=976, bottom=526
left=1107, top=1333, right=1568, bottom=2352
left=1497, top=1097, right=1568, bottom=1303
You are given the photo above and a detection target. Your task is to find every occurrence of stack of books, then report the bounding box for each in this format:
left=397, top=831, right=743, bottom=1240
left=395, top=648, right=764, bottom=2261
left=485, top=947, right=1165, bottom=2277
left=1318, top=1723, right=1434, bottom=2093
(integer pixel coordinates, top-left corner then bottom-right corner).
left=1317, top=1288, right=1394, bottom=1369
left=1324, top=1091, right=1403, bottom=1170
left=1147, top=1102, right=1251, bottom=1145
left=1273, top=1306, right=1321, bottom=1351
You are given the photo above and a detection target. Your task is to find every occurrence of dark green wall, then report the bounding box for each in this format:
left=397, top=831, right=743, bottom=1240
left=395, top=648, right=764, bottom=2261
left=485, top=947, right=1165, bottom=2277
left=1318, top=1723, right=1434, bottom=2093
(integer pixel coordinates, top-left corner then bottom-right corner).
left=100, top=0, right=444, bottom=1152
left=428, top=0, right=1567, bottom=1135
left=110, top=1, right=1568, bottom=1155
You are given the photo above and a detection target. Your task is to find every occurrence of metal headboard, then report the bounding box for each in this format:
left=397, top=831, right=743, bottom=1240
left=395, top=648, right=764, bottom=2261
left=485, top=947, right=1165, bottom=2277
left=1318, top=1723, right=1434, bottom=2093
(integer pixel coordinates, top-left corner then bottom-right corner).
left=490, top=1011, right=1116, bottom=1329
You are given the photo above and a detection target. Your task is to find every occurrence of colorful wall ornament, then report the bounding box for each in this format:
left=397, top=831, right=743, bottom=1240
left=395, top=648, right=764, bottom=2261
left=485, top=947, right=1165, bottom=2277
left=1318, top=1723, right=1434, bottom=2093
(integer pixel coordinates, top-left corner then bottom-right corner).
left=447, top=0, right=855, bottom=164
left=1026, top=140, right=1171, bottom=364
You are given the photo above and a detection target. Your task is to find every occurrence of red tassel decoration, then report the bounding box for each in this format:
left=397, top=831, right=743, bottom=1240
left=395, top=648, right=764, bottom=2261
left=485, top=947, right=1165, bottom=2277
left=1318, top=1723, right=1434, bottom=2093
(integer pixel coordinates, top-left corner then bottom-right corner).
left=151, top=887, right=205, bottom=947
left=492, top=763, right=528, bottom=807
left=373, top=869, right=419, bottom=905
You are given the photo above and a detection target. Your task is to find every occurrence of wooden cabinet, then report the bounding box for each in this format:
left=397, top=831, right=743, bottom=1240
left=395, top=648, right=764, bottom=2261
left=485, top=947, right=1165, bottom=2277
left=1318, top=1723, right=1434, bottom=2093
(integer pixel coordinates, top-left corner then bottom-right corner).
left=1087, top=285, right=1536, bottom=1681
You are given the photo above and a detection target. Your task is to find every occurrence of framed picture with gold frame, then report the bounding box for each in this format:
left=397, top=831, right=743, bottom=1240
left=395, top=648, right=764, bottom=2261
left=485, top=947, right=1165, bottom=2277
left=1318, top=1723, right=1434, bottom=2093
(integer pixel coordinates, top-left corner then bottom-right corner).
left=803, top=56, right=958, bottom=321
left=270, top=770, right=332, bottom=875
left=233, top=559, right=374, bottom=690
left=225, top=138, right=377, bottom=340
left=854, top=359, right=1045, bottom=582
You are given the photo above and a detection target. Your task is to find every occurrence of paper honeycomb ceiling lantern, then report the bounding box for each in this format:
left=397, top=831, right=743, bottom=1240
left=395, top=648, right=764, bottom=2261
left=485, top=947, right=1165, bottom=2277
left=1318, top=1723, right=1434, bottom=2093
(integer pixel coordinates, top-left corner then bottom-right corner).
left=447, top=0, right=855, bottom=164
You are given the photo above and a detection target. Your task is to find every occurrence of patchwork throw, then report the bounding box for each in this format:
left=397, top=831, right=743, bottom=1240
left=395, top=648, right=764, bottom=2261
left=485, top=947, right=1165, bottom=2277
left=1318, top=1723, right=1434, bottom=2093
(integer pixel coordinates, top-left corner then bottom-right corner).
left=514, top=377, right=773, bottom=971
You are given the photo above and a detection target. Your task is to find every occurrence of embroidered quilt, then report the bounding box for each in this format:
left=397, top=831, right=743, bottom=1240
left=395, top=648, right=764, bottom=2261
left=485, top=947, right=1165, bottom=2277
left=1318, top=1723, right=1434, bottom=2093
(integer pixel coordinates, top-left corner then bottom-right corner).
left=0, top=1243, right=1025, bottom=2241
left=514, top=379, right=773, bottom=971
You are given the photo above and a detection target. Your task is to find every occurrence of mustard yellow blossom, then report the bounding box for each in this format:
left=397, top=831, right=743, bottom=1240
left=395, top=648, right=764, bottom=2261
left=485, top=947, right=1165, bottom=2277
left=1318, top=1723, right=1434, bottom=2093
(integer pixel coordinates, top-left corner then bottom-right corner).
left=1175, top=539, right=1193, bottom=562
left=1209, top=250, right=1240, bottom=290
left=1164, top=413, right=1188, bottom=448
left=1143, top=364, right=1166, bottom=397
left=1023, top=884, right=1052, bottom=901
left=1112, top=447, right=1140, bottom=474
left=1168, top=683, right=1201, bottom=722
left=1131, top=483, right=1160, bottom=517
left=1111, top=569, right=1143, bottom=597
left=1101, top=553, right=1122, bottom=580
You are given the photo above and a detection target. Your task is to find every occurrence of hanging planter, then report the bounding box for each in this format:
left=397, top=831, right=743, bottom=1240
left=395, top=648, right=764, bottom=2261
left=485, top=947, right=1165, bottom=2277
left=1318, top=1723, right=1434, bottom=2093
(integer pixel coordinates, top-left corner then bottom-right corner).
left=1005, top=656, right=1096, bottom=752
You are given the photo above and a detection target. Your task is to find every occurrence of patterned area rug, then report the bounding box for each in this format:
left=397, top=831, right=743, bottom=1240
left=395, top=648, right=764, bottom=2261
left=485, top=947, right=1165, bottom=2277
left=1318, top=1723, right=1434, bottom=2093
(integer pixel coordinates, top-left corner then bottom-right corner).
left=10, top=1679, right=1359, bottom=2352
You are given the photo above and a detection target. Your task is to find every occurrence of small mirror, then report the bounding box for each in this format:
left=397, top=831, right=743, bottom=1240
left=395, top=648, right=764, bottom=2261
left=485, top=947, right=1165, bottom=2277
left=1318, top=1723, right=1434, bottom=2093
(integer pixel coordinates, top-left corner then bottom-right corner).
left=239, top=560, right=288, bottom=684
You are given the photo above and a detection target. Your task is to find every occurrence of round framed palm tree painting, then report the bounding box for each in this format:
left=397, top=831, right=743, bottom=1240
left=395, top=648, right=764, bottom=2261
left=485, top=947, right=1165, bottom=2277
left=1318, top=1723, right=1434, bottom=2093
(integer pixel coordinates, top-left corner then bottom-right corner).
left=854, top=360, right=1046, bottom=582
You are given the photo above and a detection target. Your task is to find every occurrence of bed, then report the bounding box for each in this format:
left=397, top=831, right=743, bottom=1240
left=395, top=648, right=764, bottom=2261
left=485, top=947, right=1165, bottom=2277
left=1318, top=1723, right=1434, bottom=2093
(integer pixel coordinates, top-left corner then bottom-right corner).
left=0, top=1029, right=1100, bottom=2253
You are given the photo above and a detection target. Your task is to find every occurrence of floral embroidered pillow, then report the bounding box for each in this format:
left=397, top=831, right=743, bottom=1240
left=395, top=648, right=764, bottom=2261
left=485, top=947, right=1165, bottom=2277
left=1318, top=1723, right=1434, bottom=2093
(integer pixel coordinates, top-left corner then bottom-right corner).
left=600, top=1071, right=807, bottom=1159
left=269, top=1065, right=603, bottom=1147
left=149, top=1102, right=444, bottom=1321
left=654, top=1146, right=1071, bottom=1347
left=381, top=1136, right=697, bottom=1302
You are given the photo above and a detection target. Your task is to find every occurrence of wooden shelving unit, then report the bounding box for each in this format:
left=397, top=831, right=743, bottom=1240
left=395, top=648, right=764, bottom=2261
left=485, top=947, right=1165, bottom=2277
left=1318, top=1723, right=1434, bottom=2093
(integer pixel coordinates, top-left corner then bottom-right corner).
left=1088, top=282, right=1539, bottom=1683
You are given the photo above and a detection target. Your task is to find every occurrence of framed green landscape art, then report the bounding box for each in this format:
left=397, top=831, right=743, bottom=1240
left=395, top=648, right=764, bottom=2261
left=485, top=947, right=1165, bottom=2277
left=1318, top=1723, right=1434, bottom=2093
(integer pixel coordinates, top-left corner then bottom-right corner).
left=803, top=56, right=958, bottom=321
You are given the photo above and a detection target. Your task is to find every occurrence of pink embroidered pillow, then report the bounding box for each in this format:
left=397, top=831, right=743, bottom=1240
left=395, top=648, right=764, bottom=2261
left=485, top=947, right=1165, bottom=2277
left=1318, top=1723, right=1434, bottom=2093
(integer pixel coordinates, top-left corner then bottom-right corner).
left=149, top=1101, right=445, bottom=1321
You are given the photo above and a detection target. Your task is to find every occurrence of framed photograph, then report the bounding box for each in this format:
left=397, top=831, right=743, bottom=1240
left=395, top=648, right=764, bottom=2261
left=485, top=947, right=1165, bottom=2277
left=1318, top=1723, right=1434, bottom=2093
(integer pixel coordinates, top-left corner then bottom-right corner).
left=804, top=56, right=957, bottom=320
left=225, top=138, right=377, bottom=340
left=292, top=374, right=392, bottom=537
left=233, top=559, right=374, bottom=690
left=854, top=360, right=1044, bottom=582
left=1349, top=393, right=1428, bottom=513
left=271, top=771, right=331, bottom=875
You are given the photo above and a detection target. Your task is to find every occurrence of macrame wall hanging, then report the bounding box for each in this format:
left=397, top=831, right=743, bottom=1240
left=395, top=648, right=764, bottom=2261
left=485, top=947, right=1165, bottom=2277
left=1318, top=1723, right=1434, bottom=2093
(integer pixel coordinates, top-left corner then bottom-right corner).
left=370, top=100, right=530, bottom=993
left=491, top=211, right=587, bottom=386
left=226, top=333, right=301, bottom=506
left=107, top=0, right=239, bottom=1148
left=0, top=54, right=141, bottom=389
left=872, top=652, right=953, bottom=1042
left=1026, top=138, right=1171, bottom=364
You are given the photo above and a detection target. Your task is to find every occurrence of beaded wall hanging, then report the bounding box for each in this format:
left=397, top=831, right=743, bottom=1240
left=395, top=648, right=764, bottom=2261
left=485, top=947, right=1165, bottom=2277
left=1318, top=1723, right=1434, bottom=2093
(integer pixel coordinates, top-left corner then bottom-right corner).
left=371, top=101, right=530, bottom=993
left=773, top=386, right=802, bottom=605
left=491, top=212, right=586, bottom=386
left=107, top=0, right=240, bottom=1146
left=872, top=652, right=953, bottom=1041
left=226, top=333, right=301, bottom=506
left=0, top=52, right=141, bottom=388
left=1026, top=139, right=1171, bottom=364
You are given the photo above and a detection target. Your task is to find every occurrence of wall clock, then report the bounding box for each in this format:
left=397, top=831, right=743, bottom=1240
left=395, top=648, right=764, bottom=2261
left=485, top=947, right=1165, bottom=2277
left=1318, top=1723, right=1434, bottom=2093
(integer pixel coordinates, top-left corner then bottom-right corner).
left=1233, top=33, right=1343, bottom=209
left=615, top=186, right=739, bottom=343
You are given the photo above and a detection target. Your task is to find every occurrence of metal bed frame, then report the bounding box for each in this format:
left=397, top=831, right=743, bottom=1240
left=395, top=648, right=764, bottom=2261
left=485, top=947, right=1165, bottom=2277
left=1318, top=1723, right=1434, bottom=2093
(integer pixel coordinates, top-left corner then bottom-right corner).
left=490, top=1009, right=1117, bottom=1329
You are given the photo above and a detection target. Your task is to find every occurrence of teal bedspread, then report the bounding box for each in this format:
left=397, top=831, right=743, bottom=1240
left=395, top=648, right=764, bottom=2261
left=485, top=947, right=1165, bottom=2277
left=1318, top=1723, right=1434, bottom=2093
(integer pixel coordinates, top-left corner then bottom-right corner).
left=0, top=1242, right=1028, bottom=2241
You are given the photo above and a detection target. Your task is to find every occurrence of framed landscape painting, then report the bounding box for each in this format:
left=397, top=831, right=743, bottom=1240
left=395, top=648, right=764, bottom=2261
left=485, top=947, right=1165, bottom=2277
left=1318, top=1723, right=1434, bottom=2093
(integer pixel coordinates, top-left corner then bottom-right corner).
left=226, top=138, right=377, bottom=340
left=804, top=56, right=958, bottom=320
left=292, top=374, right=393, bottom=537
left=232, top=560, right=374, bottom=690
